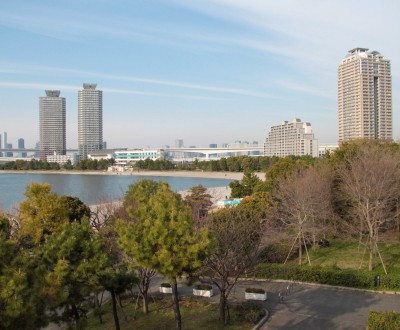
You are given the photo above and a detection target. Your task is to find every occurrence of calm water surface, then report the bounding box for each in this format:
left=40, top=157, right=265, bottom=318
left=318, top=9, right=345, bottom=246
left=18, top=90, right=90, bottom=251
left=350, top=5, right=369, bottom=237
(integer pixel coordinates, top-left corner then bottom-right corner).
left=0, top=173, right=231, bottom=211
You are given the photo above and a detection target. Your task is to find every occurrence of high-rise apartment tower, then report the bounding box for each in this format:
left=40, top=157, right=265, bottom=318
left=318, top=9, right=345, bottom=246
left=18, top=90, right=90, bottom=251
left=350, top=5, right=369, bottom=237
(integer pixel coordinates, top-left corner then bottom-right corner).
left=338, top=48, right=392, bottom=143
left=78, top=83, right=103, bottom=160
left=39, top=90, right=66, bottom=161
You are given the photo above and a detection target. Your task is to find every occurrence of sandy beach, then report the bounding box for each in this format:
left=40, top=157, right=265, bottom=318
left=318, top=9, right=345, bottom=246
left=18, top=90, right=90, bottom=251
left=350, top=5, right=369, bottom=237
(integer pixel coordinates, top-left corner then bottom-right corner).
left=1, top=169, right=265, bottom=180
left=0, top=169, right=245, bottom=180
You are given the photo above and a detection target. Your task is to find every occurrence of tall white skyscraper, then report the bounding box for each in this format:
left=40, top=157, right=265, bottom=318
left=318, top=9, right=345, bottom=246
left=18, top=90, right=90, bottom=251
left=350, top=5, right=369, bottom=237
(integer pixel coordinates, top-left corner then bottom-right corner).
left=39, top=90, right=66, bottom=161
left=338, top=48, right=392, bottom=143
left=78, top=83, right=103, bottom=160
left=264, top=118, right=319, bottom=157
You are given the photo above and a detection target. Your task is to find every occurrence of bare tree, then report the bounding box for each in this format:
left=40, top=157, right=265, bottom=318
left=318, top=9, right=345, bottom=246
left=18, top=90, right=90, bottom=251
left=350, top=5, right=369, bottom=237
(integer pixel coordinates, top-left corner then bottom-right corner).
left=198, top=207, right=263, bottom=325
left=339, top=143, right=400, bottom=273
left=273, top=164, right=335, bottom=265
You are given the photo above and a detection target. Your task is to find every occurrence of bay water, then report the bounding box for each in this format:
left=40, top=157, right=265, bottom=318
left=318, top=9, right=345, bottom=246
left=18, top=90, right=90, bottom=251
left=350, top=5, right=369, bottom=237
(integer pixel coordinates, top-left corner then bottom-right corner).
left=0, top=173, right=231, bottom=211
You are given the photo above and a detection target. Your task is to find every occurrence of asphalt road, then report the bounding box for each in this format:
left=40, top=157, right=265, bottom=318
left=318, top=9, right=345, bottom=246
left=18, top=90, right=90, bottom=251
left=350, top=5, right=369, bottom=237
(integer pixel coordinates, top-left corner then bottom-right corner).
left=250, top=281, right=400, bottom=330
left=44, top=278, right=400, bottom=330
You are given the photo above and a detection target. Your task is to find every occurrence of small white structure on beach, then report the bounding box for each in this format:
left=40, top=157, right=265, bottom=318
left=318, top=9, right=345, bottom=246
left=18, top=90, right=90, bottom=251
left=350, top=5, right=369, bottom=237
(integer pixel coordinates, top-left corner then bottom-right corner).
left=217, top=198, right=242, bottom=208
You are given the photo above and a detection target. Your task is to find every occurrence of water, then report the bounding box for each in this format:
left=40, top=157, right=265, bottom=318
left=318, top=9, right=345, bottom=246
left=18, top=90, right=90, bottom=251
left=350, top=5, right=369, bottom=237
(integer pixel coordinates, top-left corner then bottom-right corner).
left=0, top=173, right=231, bottom=211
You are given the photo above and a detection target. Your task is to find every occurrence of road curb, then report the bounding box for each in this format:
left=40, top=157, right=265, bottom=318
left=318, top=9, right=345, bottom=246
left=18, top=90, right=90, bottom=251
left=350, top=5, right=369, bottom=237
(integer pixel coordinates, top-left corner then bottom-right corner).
left=239, top=277, right=400, bottom=295
left=251, top=308, right=270, bottom=330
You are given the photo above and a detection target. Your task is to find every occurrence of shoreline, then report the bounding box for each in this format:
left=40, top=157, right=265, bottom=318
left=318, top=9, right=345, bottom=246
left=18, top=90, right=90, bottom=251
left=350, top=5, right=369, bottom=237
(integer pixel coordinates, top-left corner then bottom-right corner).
left=0, top=169, right=249, bottom=180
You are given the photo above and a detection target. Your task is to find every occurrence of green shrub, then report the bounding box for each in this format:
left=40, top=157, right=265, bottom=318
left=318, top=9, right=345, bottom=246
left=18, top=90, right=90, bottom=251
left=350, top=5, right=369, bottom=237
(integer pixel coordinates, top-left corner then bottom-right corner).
left=368, top=311, right=400, bottom=329
left=234, top=302, right=265, bottom=324
left=245, top=288, right=266, bottom=294
left=160, top=282, right=171, bottom=288
left=255, top=263, right=400, bottom=291
left=194, top=284, right=212, bottom=290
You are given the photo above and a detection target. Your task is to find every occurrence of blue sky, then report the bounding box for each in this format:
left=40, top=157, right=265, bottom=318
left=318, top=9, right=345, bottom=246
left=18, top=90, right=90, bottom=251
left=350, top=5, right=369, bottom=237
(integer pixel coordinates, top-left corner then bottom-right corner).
left=0, top=0, right=399, bottom=149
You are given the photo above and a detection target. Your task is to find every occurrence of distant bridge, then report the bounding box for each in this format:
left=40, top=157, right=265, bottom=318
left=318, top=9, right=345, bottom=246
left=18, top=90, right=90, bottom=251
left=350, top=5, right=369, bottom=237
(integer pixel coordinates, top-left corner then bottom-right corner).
left=0, top=148, right=78, bottom=152
left=164, top=147, right=264, bottom=160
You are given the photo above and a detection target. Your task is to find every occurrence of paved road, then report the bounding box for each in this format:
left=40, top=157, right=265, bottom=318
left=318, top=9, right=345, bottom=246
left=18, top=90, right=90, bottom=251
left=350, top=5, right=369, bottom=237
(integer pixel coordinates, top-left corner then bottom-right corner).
left=204, top=280, right=400, bottom=330
left=45, top=278, right=400, bottom=330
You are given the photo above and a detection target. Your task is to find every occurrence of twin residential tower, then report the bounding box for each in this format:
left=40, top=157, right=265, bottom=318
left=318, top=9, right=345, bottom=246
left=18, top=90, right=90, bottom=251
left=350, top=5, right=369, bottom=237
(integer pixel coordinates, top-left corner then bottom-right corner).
left=39, top=84, right=103, bottom=162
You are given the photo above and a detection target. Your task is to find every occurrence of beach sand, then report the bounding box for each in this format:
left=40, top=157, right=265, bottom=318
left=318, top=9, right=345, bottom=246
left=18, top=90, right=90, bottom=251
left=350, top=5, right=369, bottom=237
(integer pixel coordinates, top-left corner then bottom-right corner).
left=1, top=169, right=245, bottom=180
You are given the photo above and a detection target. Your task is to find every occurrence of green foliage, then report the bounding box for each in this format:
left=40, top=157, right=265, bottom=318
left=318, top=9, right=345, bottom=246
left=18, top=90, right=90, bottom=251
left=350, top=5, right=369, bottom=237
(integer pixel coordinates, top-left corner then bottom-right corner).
left=184, top=185, right=213, bottom=222
left=368, top=311, right=400, bottom=330
left=18, top=183, right=90, bottom=245
left=0, top=215, right=48, bottom=329
left=18, top=183, right=69, bottom=245
left=229, top=169, right=262, bottom=198
left=118, top=181, right=211, bottom=280
left=0, top=159, right=61, bottom=170
left=264, top=156, right=315, bottom=191
left=255, top=263, right=400, bottom=290
left=39, top=220, right=110, bottom=324
left=74, top=158, right=114, bottom=170
left=133, top=158, right=174, bottom=170
left=234, top=302, right=265, bottom=325
left=244, top=288, right=265, bottom=294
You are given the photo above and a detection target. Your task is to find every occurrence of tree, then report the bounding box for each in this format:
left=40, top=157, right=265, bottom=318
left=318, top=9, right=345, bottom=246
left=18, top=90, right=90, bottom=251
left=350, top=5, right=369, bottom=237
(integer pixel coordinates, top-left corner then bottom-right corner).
left=0, top=213, right=48, bottom=329
left=118, top=181, right=211, bottom=330
left=273, top=164, right=334, bottom=265
left=264, top=156, right=315, bottom=192
left=18, top=183, right=90, bottom=245
left=184, top=185, right=213, bottom=224
left=338, top=142, right=400, bottom=273
left=198, top=207, right=263, bottom=324
left=39, top=220, right=109, bottom=327
left=229, top=169, right=262, bottom=198
left=18, top=183, right=69, bottom=245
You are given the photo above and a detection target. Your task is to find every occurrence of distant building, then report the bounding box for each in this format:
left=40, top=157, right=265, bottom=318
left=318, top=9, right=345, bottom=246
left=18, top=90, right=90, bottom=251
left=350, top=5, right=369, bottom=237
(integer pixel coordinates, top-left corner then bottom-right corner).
left=103, top=141, right=107, bottom=150
left=175, top=139, right=184, bottom=148
left=264, top=118, right=319, bottom=157
left=0, top=133, right=2, bottom=157
left=3, top=132, right=13, bottom=157
left=39, top=90, right=66, bottom=162
left=46, top=153, right=78, bottom=165
left=78, top=83, right=103, bottom=160
left=18, top=138, right=27, bottom=157
left=338, top=48, right=392, bottom=143
left=209, top=144, right=217, bottom=148
left=88, top=149, right=122, bottom=161
left=319, top=144, right=339, bottom=158
left=114, top=149, right=165, bottom=166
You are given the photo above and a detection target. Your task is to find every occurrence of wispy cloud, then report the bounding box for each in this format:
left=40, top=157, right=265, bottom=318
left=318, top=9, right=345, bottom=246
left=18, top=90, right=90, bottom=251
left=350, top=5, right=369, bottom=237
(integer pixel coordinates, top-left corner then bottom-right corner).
left=0, top=81, right=230, bottom=101
left=0, top=63, right=272, bottom=98
left=277, top=80, right=334, bottom=99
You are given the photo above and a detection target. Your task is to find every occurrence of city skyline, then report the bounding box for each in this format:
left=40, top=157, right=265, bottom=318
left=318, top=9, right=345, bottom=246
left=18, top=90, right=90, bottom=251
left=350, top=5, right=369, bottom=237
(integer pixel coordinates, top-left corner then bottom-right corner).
left=1, top=1, right=399, bottom=149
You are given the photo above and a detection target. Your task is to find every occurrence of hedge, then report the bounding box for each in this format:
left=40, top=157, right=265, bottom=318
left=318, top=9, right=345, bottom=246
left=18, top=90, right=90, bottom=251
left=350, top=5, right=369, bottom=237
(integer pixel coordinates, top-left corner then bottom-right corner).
left=255, top=263, right=400, bottom=291
left=368, top=311, right=400, bottom=329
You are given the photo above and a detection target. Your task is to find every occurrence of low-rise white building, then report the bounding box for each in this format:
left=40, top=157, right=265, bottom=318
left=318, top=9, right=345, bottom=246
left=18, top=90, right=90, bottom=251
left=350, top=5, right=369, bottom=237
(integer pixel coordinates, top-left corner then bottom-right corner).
left=46, top=153, right=78, bottom=165
left=319, top=144, right=339, bottom=158
left=114, top=149, right=165, bottom=166
left=264, top=118, right=319, bottom=157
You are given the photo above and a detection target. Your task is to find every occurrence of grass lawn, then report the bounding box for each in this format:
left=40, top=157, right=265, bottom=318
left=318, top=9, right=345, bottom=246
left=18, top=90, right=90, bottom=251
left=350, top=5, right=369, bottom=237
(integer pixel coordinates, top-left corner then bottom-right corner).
left=84, top=295, right=263, bottom=330
left=295, top=237, right=400, bottom=273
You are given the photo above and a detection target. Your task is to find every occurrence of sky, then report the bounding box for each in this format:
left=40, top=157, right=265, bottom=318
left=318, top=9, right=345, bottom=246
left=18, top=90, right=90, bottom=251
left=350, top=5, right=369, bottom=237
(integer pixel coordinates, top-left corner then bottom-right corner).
left=0, top=0, right=399, bottom=149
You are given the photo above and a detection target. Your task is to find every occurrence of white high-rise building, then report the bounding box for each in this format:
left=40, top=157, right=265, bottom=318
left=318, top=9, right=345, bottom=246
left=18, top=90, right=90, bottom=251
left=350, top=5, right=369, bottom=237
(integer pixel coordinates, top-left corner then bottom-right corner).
left=39, top=90, right=66, bottom=162
left=338, top=48, right=392, bottom=143
left=264, top=118, right=319, bottom=157
left=78, top=83, right=103, bottom=160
